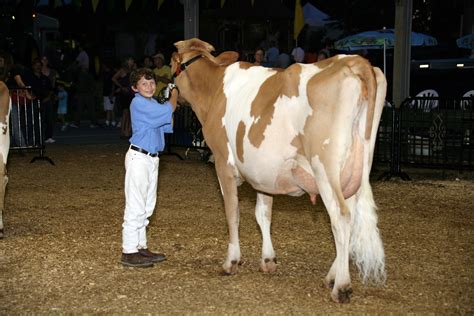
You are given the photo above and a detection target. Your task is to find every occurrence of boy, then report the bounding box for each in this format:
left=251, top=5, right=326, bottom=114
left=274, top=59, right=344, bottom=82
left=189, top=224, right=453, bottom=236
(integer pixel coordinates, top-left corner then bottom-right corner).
left=121, top=68, right=178, bottom=268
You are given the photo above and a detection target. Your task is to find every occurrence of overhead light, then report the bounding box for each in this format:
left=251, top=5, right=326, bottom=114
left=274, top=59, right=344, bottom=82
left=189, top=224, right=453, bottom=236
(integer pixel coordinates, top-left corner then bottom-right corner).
left=456, top=63, right=464, bottom=68
left=419, top=64, right=430, bottom=69
left=32, top=13, right=36, bottom=18
left=11, top=15, right=15, bottom=20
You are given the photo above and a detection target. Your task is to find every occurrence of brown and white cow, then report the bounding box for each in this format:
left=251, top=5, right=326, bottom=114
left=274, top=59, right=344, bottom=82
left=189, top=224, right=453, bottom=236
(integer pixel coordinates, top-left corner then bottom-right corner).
left=171, top=39, right=387, bottom=303
left=0, top=81, right=11, bottom=238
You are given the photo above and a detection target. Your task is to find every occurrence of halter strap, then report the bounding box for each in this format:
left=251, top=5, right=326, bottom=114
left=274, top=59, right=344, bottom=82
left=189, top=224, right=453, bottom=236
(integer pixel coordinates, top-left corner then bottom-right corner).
left=179, top=55, right=204, bottom=72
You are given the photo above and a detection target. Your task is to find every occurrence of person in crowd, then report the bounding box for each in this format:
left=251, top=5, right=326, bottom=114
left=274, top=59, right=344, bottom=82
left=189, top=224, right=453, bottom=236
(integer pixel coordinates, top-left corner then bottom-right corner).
left=23, top=58, right=55, bottom=144
left=102, top=62, right=116, bottom=127
left=112, top=56, right=136, bottom=138
left=277, top=49, right=291, bottom=68
left=5, top=57, right=30, bottom=147
left=141, top=55, right=154, bottom=70
left=291, top=45, right=305, bottom=64
left=75, top=43, right=89, bottom=71
left=265, top=40, right=280, bottom=67
left=152, top=53, right=172, bottom=99
left=56, top=81, right=68, bottom=131
left=0, top=52, right=11, bottom=80
left=253, top=47, right=265, bottom=66
left=70, top=64, right=98, bottom=129
left=317, top=49, right=330, bottom=62
left=121, top=68, right=178, bottom=268
left=41, top=55, right=59, bottom=89
left=304, top=49, right=318, bottom=63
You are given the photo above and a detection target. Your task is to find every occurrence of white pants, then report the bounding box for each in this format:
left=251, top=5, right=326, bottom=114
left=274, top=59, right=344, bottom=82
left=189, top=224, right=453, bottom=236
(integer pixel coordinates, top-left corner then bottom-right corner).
left=122, top=148, right=159, bottom=254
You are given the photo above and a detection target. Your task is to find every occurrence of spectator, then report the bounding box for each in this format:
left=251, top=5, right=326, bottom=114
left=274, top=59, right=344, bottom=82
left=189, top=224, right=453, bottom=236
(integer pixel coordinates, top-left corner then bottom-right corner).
left=317, top=49, right=330, bottom=62
left=6, top=58, right=30, bottom=147
left=23, top=58, right=55, bottom=144
left=75, top=43, right=89, bottom=71
left=152, top=53, right=172, bottom=99
left=264, top=40, right=279, bottom=67
left=141, top=55, right=154, bottom=70
left=71, top=65, right=98, bottom=128
left=56, top=81, right=68, bottom=131
left=291, top=45, right=305, bottom=63
left=41, top=55, right=59, bottom=89
left=277, top=50, right=291, bottom=68
left=102, top=62, right=116, bottom=127
left=253, top=47, right=265, bottom=66
left=112, top=56, right=136, bottom=138
left=304, top=50, right=318, bottom=63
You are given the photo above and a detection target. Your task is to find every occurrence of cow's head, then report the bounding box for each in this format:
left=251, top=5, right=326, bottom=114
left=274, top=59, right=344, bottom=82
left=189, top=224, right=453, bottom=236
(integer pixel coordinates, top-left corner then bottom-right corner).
left=171, top=38, right=239, bottom=77
left=171, top=38, right=239, bottom=106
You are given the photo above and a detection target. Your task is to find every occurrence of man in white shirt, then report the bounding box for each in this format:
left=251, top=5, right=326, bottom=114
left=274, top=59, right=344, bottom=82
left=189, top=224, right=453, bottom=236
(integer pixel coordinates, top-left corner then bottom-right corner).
left=75, top=44, right=89, bottom=71
left=291, top=46, right=305, bottom=63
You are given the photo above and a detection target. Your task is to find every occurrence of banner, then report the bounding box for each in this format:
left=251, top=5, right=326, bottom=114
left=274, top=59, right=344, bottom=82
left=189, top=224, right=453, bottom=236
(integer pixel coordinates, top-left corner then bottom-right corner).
left=293, top=0, right=304, bottom=40
left=92, top=0, right=100, bottom=12
left=157, top=0, right=164, bottom=11
left=125, top=0, right=133, bottom=12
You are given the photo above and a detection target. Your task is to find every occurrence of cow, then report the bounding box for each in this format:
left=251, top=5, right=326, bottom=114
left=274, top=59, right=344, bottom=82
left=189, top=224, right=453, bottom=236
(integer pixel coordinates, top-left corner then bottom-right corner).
left=171, top=38, right=387, bottom=303
left=0, top=81, right=11, bottom=239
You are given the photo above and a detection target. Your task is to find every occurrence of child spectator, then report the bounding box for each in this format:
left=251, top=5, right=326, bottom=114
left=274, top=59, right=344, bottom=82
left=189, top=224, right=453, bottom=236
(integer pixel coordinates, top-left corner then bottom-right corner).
left=121, top=68, right=178, bottom=268
left=102, top=62, right=116, bottom=127
left=56, top=81, right=68, bottom=131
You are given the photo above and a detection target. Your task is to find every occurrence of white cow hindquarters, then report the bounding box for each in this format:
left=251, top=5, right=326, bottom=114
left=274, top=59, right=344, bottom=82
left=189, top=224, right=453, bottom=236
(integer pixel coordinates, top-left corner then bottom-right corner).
left=122, top=149, right=159, bottom=254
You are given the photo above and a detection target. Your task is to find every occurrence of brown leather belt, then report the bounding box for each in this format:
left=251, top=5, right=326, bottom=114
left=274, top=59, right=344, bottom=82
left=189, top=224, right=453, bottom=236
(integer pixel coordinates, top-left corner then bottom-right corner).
left=130, top=145, right=158, bottom=157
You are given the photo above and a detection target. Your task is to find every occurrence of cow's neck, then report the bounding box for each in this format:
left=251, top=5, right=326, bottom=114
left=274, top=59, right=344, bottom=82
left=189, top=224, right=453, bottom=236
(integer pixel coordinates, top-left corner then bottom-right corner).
left=178, top=60, right=226, bottom=125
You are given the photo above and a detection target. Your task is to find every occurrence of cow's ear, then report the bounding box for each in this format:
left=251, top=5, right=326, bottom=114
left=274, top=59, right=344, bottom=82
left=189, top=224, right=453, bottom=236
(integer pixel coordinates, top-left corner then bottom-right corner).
left=174, top=38, right=214, bottom=53
left=215, top=51, right=239, bottom=66
left=170, top=52, right=181, bottom=74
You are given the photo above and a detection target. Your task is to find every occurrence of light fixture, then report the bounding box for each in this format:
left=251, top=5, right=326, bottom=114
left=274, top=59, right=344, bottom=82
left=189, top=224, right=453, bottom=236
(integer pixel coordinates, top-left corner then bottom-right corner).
left=419, top=64, right=429, bottom=69
left=456, top=63, right=464, bottom=68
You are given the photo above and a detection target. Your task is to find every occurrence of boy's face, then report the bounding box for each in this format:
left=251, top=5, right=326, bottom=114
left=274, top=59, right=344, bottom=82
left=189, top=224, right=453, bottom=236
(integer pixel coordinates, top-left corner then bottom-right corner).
left=132, top=76, right=156, bottom=98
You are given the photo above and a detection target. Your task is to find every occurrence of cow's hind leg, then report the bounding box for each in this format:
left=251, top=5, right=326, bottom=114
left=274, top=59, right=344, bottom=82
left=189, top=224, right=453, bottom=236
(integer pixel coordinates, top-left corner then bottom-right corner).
left=255, top=192, right=277, bottom=273
left=313, top=157, right=352, bottom=303
left=215, top=160, right=241, bottom=275
left=0, top=162, right=6, bottom=239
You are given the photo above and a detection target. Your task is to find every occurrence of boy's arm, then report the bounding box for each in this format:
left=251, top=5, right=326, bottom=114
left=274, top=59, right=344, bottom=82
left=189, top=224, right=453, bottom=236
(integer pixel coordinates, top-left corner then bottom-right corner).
left=168, top=88, right=178, bottom=112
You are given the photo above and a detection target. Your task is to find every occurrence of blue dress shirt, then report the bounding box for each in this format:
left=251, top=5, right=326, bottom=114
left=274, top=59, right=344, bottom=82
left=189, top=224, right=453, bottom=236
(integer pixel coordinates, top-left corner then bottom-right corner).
left=129, top=93, right=173, bottom=153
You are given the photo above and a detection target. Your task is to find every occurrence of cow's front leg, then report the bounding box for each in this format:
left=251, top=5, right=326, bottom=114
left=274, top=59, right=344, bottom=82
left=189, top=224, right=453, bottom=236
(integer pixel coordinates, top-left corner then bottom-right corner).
left=255, top=192, right=277, bottom=273
left=215, top=161, right=241, bottom=275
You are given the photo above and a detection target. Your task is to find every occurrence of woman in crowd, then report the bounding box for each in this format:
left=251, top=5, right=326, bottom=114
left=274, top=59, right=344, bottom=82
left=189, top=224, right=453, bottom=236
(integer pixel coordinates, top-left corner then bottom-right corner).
left=112, top=56, right=136, bottom=138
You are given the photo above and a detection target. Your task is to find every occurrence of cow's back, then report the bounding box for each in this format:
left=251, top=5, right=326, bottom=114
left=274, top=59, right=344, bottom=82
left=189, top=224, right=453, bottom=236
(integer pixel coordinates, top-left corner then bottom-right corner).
left=220, top=58, right=368, bottom=194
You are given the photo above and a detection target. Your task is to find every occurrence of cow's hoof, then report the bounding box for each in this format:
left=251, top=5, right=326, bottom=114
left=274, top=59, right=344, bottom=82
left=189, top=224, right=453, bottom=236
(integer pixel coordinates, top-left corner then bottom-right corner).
left=324, top=278, right=335, bottom=289
left=0, top=229, right=3, bottom=239
left=331, top=286, right=353, bottom=304
left=260, top=257, right=277, bottom=273
left=221, top=260, right=239, bottom=275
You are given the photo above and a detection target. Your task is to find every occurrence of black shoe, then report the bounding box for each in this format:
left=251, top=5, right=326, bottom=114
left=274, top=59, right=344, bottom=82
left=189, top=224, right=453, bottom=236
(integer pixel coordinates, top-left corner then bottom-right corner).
left=138, top=248, right=167, bottom=263
left=121, top=252, right=154, bottom=268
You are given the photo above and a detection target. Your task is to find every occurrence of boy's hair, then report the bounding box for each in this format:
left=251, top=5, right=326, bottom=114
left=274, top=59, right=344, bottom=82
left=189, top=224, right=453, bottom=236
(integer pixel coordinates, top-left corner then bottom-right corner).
left=130, top=68, right=155, bottom=87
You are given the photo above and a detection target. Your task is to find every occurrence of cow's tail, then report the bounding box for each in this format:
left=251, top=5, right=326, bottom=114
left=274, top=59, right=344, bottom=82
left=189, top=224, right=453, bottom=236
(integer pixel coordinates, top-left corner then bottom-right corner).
left=349, top=170, right=386, bottom=285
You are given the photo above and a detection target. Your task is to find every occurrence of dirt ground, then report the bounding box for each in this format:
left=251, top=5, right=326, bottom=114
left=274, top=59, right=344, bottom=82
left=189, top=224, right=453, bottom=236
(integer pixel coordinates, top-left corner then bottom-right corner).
left=0, top=144, right=473, bottom=314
